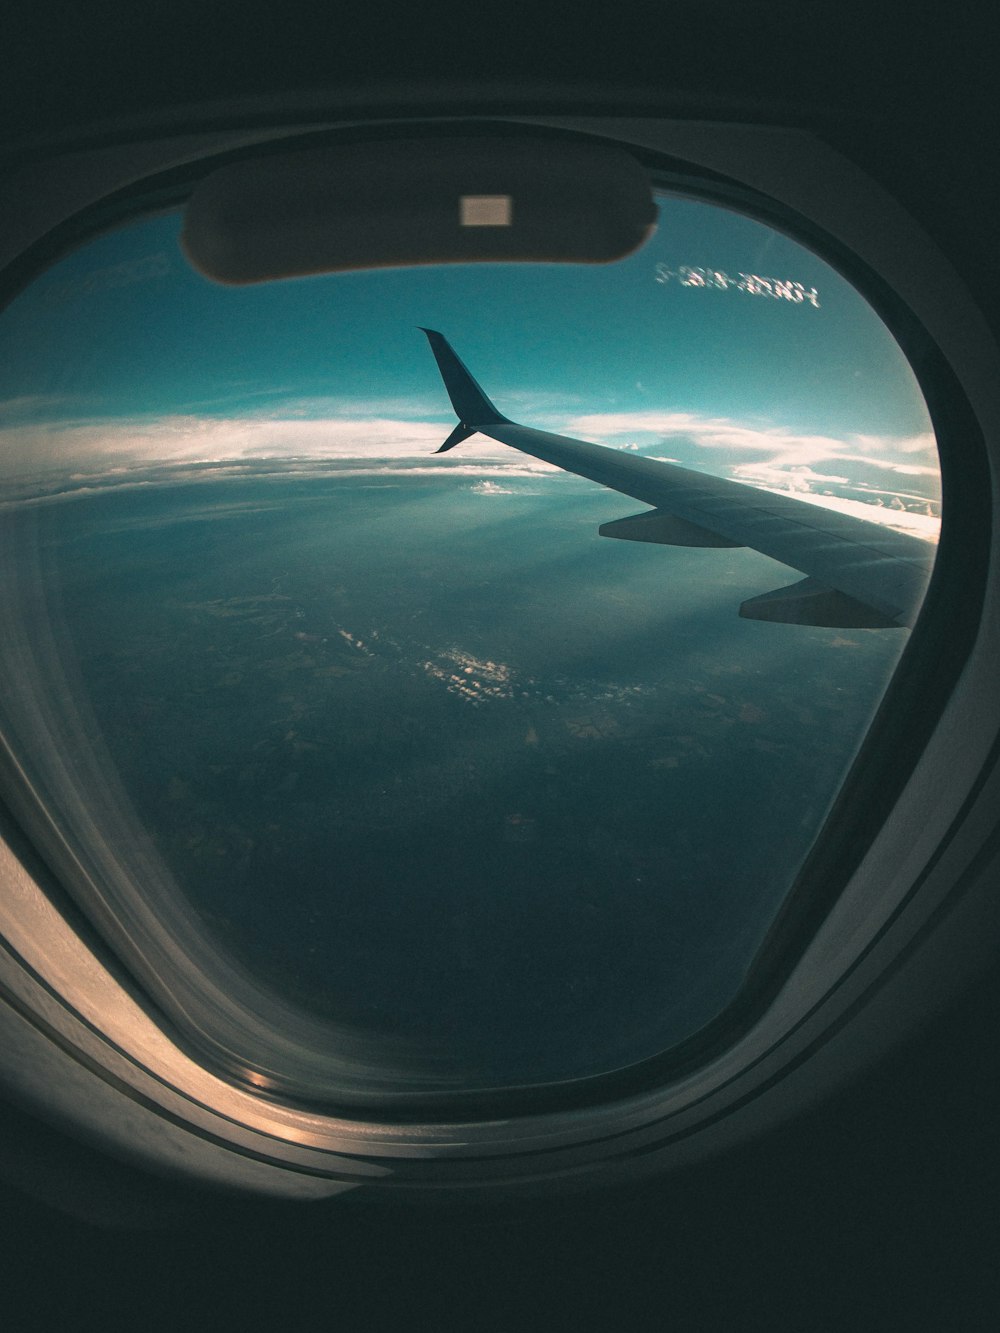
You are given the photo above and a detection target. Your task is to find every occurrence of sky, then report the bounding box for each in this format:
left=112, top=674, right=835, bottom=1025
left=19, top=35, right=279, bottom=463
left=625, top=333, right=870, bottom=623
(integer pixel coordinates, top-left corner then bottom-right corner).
left=0, top=192, right=941, bottom=539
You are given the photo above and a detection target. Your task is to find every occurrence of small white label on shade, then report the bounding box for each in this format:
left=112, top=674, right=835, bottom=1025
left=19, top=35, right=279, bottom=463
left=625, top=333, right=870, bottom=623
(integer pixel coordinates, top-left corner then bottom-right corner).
left=460, top=195, right=513, bottom=226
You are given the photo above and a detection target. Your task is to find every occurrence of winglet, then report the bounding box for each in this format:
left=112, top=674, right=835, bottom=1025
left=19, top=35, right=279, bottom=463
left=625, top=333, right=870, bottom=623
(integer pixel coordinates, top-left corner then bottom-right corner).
left=435, top=422, right=476, bottom=454
left=419, top=328, right=510, bottom=450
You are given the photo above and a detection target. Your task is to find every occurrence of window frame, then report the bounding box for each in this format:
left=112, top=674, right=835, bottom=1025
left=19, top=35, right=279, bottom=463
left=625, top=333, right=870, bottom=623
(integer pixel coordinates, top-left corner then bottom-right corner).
left=0, top=109, right=997, bottom=1196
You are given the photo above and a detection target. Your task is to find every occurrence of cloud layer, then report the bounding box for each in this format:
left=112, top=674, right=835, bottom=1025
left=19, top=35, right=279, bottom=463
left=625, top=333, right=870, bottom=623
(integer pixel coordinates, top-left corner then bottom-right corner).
left=0, top=400, right=941, bottom=541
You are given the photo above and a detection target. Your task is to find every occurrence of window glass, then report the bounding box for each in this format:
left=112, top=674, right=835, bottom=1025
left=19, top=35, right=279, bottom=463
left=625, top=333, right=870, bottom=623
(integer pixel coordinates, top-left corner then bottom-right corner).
left=0, top=187, right=940, bottom=1104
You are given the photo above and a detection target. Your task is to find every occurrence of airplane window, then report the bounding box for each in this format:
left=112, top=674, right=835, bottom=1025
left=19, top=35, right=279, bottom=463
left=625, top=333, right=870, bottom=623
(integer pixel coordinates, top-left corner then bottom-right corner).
left=0, top=183, right=940, bottom=1110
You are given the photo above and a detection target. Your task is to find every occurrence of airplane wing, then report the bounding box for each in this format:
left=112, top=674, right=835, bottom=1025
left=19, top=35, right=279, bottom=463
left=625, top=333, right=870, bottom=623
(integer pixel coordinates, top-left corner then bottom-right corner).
left=419, top=327, right=936, bottom=628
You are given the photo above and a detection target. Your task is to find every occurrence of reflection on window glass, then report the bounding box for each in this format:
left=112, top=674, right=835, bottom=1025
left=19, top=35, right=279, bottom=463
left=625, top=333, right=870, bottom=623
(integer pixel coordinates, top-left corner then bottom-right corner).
left=0, top=187, right=940, bottom=1104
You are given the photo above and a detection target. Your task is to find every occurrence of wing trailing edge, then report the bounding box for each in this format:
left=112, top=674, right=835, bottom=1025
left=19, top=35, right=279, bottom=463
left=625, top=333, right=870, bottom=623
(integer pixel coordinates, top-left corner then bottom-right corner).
left=419, top=328, right=934, bottom=628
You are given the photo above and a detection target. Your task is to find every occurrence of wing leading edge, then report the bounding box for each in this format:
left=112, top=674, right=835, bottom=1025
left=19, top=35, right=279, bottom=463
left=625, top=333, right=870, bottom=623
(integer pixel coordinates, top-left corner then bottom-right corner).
left=419, top=328, right=935, bottom=628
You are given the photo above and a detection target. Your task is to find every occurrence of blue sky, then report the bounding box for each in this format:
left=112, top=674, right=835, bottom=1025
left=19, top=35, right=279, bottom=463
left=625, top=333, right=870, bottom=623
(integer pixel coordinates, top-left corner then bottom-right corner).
left=0, top=194, right=940, bottom=537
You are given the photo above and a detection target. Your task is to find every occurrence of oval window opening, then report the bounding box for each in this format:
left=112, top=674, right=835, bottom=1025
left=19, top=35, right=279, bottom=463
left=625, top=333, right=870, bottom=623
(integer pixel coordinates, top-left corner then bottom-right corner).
left=0, top=177, right=941, bottom=1110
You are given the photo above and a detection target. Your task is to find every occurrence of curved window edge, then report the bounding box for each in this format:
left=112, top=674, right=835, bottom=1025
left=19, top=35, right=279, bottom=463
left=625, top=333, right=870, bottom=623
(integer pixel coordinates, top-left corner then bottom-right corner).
left=0, top=112, right=995, bottom=1186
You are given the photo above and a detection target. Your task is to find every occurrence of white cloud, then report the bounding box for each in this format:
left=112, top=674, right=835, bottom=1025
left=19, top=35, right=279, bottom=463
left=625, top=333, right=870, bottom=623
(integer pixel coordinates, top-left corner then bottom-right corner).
left=0, top=414, right=511, bottom=481
left=0, top=403, right=940, bottom=541
left=729, top=463, right=852, bottom=492
left=470, top=480, right=517, bottom=496
left=560, top=409, right=938, bottom=475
